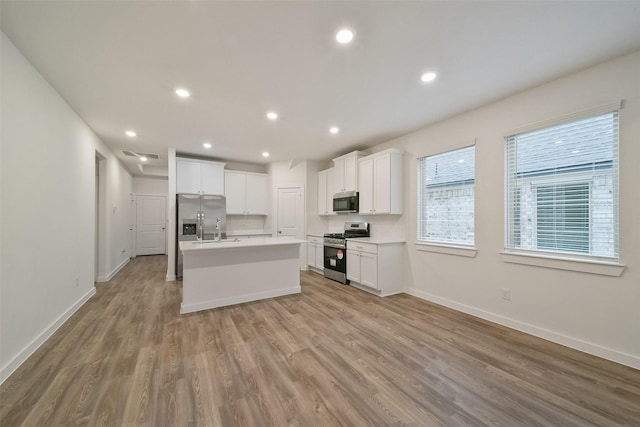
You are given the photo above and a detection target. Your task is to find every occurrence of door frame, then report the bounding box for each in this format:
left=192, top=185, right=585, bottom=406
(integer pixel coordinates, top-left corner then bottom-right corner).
left=130, top=193, right=136, bottom=258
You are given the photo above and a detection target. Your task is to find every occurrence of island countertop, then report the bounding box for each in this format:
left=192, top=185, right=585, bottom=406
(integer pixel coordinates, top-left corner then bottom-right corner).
left=179, top=237, right=306, bottom=252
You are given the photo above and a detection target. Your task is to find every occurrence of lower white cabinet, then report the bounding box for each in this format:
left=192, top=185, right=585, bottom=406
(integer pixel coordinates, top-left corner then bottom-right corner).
left=346, top=240, right=404, bottom=296
left=307, top=235, right=324, bottom=271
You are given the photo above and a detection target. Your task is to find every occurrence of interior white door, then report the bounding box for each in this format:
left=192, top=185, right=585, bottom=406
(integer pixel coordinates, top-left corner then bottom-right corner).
left=136, top=195, right=167, bottom=256
left=277, top=188, right=302, bottom=238
left=277, top=187, right=304, bottom=267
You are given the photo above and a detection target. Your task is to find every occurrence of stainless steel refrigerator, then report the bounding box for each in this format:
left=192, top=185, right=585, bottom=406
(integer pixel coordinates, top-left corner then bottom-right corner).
left=176, top=194, right=227, bottom=279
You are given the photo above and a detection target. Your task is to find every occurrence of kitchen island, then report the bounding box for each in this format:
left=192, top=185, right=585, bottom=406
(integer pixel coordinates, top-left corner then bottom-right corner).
left=179, top=237, right=305, bottom=314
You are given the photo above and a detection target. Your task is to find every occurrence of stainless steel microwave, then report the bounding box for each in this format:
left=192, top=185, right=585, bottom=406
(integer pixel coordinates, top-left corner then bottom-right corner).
left=333, top=191, right=359, bottom=213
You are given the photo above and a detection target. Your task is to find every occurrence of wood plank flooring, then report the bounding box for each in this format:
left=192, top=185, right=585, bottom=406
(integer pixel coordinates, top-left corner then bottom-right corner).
left=1, top=255, right=639, bottom=426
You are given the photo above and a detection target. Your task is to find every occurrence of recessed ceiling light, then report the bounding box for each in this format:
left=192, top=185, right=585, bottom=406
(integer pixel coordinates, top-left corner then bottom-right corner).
left=203, top=142, right=212, bottom=149
left=572, top=149, right=580, bottom=154
left=555, top=140, right=563, bottom=144
left=125, top=130, right=136, bottom=137
left=139, top=156, right=148, bottom=162
left=459, top=159, right=465, bottom=163
left=262, top=152, right=270, bottom=157
left=266, top=111, right=278, bottom=120
left=421, top=72, right=437, bottom=82
left=336, top=29, right=354, bottom=44
left=330, top=127, right=340, bottom=134
left=175, top=88, right=190, bottom=98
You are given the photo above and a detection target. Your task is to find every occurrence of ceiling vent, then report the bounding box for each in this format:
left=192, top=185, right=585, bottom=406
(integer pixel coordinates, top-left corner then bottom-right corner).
left=122, top=150, right=160, bottom=160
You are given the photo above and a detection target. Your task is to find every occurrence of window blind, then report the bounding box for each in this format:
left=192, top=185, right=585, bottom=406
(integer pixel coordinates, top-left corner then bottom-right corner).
left=505, top=111, right=619, bottom=260
left=417, top=146, right=475, bottom=245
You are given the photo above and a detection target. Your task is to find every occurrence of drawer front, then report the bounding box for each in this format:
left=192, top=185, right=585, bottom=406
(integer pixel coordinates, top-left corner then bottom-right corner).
left=347, top=241, right=377, bottom=254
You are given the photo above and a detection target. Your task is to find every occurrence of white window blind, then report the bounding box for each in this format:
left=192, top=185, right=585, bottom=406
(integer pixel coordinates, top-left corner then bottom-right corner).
left=417, top=146, right=475, bottom=245
left=505, top=111, right=619, bottom=260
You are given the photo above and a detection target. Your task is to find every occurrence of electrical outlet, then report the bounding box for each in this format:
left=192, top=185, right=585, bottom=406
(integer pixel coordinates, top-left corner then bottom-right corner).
left=502, top=288, right=511, bottom=301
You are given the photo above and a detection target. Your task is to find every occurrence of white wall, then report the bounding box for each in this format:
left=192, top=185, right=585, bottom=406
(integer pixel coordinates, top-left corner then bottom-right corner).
left=166, top=148, right=177, bottom=280
left=305, top=160, right=327, bottom=235
left=371, top=50, right=640, bottom=368
left=0, top=33, right=133, bottom=383
left=132, top=176, right=168, bottom=195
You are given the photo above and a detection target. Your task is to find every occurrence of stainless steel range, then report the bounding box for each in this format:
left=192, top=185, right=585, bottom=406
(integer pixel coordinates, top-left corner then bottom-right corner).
left=323, top=222, right=370, bottom=284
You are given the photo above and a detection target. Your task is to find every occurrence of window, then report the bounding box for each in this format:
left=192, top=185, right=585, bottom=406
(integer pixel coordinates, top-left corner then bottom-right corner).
left=536, top=183, right=590, bottom=254
left=417, top=146, right=475, bottom=245
left=505, top=111, right=619, bottom=261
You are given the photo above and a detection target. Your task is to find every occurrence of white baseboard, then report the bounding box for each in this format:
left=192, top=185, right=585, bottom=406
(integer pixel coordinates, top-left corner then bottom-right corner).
left=0, top=286, right=97, bottom=385
left=96, top=257, right=130, bottom=282
left=181, top=286, right=301, bottom=314
left=404, top=288, right=640, bottom=370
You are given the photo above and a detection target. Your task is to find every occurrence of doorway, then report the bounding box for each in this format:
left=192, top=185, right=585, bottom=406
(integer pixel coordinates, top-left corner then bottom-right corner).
left=136, top=195, right=167, bottom=256
left=277, top=187, right=304, bottom=267
left=95, top=153, right=106, bottom=282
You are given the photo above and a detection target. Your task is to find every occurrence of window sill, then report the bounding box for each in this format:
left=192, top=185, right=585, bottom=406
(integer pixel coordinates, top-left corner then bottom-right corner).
left=415, top=242, right=477, bottom=258
left=500, top=251, right=625, bottom=277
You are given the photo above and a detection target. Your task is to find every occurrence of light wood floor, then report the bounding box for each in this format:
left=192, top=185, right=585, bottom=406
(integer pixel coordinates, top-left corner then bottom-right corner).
left=1, top=255, right=639, bottom=426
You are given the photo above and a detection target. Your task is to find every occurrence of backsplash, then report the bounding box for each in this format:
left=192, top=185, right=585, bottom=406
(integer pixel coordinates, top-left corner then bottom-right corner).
left=326, top=214, right=405, bottom=240
left=226, top=215, right=268, bottom=235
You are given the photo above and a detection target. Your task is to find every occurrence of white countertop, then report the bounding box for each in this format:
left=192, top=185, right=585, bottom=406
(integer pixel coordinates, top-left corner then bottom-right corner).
left=346, top=237, right=406, bottom=245
left=180, top=237, right=306, bottom=252
left=227, top=231, right=272, bottom=237
left=306, top=233, right=324, bottom=237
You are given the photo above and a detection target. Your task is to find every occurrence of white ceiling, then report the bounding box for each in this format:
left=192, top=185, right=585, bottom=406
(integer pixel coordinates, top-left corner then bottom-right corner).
left=3, top=1, right=640, bottom=177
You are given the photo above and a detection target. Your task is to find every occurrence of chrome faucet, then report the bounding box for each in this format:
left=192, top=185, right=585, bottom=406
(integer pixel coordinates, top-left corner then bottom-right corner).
left=215, top=217, right=222, bottom=241
left=197, top=211, right=204, bottom=241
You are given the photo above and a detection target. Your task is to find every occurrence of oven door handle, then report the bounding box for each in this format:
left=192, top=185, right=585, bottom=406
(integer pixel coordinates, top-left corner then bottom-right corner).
left=324, top=243, right=346, bottom=249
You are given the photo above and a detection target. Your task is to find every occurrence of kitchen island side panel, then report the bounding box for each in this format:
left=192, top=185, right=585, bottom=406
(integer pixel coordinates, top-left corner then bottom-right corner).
left=181, top=243, right=301, bottom=313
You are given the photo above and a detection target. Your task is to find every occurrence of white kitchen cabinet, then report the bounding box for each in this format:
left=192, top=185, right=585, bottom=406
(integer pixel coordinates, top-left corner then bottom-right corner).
left=358, top=149, right=403, bottom=215
left=224, top=171, right=268, bottom=215
left=360, top=251, right=378, bottom=289
left=346, top=240, right=404, bottom=296
left=306, top=235, right=324, bottom=271
left=346, top=241, right=378, bottom=288
left=177, top=158, right=225, bottom=195
left=332, top=151, right=368, bottom=194
left=317, top=168, right=336, bottom=215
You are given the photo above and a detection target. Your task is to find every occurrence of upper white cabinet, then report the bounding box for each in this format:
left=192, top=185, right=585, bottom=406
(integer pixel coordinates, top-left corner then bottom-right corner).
left=358, top=149, right=403, bottom=215
left=317, top=168, right=336, bottom=216
left=332, top=151, right=368, bottom=194
left=224, top=171, right=269, bottom=215
left=177, top=158, right=225, bottom=195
